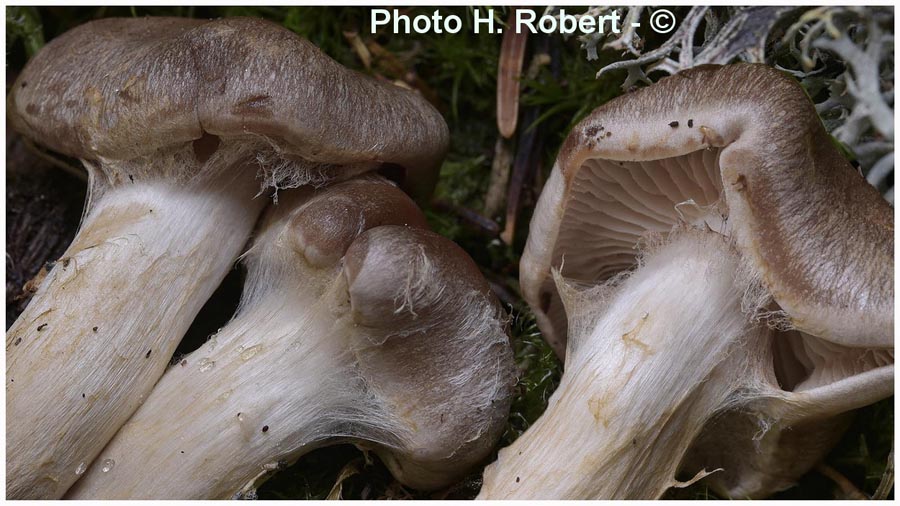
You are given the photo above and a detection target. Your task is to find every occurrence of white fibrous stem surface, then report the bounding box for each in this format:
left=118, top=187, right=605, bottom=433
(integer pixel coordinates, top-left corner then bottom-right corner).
left=6, top=147, right=264, bottom=499
left=67, top=186, right=514, bottom=499
left=479, top=231, right=768, bottom=499
left=67, top=269, right=370, bottom=499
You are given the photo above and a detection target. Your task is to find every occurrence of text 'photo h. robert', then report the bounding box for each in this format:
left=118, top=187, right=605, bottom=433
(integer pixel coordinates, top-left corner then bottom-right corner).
left=371, top=8, right=634, bottom=36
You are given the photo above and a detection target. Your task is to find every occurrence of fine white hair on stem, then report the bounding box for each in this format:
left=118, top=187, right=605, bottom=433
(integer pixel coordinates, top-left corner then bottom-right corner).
left=66, top=180, right=516, bottom=499
left=6, top=137, right=271, bottom=499
left=480, top=229, right=770, bottom=499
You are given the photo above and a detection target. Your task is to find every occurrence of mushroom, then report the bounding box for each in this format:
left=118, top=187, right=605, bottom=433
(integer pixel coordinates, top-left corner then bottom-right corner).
left=478, top=64, right=893, bottom=499
left=6, top=17, right=448, bottom=499
left=66, top=175, right=517, bottom=499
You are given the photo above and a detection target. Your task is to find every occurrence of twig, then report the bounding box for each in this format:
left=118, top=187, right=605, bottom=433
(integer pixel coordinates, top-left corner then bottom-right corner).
left=432, top=199, right=500, bottom=237
left=500, top=92, right=543, bottom=245
left=873, top=440, right=894, bottom=500
left=497, top=8, right=529, bottom=139
left=484, top=138, right=514, bottom=219
left=815, top=462, right=868, bottom=499
left=488, top=279, right=519, bottom=309
left=499, top=33, right=553, bottom=245
left=343, top=31, right=371, bottom=69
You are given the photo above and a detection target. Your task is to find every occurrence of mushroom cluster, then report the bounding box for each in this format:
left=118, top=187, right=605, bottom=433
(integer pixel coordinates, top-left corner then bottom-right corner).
left=6, top=16, right=515, bottom=499
left=7, top=13, right=892, bottom=502
left=479, top=64, right=893, bottom=499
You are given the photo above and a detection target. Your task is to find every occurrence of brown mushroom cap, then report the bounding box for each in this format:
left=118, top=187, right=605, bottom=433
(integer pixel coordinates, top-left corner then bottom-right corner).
left=522, top=63, right=893, bottom=356
left=7, top=16, right=448, bottom=200
left=343, top=224, right=515, bottom=488
left=287, top=175, right=429, bottom=267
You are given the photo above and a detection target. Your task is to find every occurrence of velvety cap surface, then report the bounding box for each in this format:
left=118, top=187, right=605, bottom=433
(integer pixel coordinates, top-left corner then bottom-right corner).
left=8, top=16, right=448, bottom=198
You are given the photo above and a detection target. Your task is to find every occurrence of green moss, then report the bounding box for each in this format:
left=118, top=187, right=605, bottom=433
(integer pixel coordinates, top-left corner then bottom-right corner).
left=500, top=304, right=562, bottom=446
left=6, top=6, right=44, bottom=58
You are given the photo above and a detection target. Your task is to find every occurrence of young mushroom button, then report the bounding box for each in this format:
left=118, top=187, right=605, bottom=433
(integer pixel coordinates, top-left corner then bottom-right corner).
left=6, top=16, right=448, bottom=499
left=479, top=64, right=893, bottom=499
left=66, top=176, right=517, bottom=499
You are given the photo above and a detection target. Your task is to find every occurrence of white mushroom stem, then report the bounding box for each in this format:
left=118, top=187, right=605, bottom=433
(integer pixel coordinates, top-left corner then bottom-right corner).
left=68, top=269, right=377, bottom=499
left=68, top=181, right=515, bottom=499
left=6, top=146, right=265, bottom=499
left=479, top=231, right=767, bottom=499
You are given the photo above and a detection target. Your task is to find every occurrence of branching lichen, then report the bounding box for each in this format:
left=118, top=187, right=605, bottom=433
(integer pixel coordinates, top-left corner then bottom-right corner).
left=588, top=7, right=795, bottom=89
left=782, top=7, right=894, bottom=201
